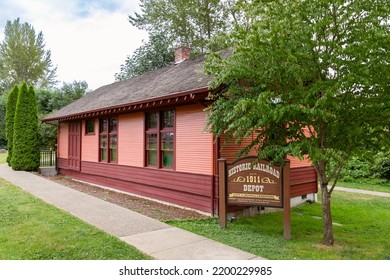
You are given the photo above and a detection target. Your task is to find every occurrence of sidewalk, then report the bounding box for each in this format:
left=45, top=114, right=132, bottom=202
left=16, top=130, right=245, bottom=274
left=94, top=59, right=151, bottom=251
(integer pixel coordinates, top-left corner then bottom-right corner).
left=0, top=164, right=263, bottom=260
left=334, top=186, right=390, bottom=197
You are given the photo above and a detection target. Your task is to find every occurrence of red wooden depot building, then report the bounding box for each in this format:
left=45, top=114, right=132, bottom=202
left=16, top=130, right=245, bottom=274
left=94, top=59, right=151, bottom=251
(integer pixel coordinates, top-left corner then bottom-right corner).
left=43, top=47, right=317, bottom=215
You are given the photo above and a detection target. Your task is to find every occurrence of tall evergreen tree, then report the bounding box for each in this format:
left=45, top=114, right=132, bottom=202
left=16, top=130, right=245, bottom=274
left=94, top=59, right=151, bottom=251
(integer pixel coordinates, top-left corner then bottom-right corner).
left=0, top=18, right=57, bottom=92
left=5, top=84, right=19, bottom=165
left=11, top=82, right=40, bottom=171
left=0, top=95, right=6, bottom=147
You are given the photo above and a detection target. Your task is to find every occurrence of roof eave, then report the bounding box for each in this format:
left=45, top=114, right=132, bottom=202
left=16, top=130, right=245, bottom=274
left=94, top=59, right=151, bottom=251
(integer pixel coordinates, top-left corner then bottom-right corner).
left=42, top=86, right=211, bottom=122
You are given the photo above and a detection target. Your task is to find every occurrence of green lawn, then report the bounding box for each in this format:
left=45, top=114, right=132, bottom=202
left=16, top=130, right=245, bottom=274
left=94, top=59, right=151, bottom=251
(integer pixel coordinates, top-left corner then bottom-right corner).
left=0, top=152, right=7, bottom=164
left=167, top=191, right=390, bottom=260
left=0, top=178, right=151, bottom=260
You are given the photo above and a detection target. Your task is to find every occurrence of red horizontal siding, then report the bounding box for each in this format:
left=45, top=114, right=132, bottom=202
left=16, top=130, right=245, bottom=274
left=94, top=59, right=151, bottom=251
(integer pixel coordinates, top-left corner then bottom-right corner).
left=58, top=159, right=214, bottom=213
left=57, top=159, right=316, bottom=214
left=219, top=133, right=258, bottom=163
left=290, top=166, right=318, bottom=197
left=176, top=104, right=213, bottom=175
left=58, top=157, right=68, bottom=169
left=118, top=113, right=144, bottom=167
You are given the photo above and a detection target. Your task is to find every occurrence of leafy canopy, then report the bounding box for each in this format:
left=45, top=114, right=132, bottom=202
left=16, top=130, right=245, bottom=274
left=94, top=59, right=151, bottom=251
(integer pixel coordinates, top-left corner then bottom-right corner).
left=117, top=0, right=236, bottom=80
left=115, top=33, right=174, bottom=80
left=129, top=0, right=230, bottom=54
left=0, top=18, right=57, bottom=92
left=205, top=0, right=389, bottom=245
left=206, top=0, right=389, bottom=180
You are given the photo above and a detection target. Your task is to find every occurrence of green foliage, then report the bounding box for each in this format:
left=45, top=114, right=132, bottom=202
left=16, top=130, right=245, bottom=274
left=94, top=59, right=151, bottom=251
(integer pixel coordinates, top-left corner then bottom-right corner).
left=205, top=0, right=389, bottom=244
left=115, top=32, right=174, bottom=80
left=5, top=85, right=18, bottom=165
left=337, top=149, right=390, bottom=183
left=339, top=156, right=373, bottom=182
left=59, top=80, right=88, bottom=104
left=206, top=0, right=389, bottom=181
left=35, top=80, right=88, bottom=147
left=129, top=0, right=230, bottom=54
left=38, top=122, right=57, bottom=149
left=374, top=151, right=390, bottom=181
left=0, top=18, right=57, bottom=92
left=11, top=83, right=40, bottom=171
left=35, top=80, right=88, bottom=113
left=118, top=0, right=236, bottom=80
left=0, top=95, right=6, bottom=147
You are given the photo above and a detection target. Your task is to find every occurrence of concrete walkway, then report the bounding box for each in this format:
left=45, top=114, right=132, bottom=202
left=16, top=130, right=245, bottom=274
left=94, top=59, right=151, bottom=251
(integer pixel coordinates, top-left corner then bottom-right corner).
left=0, top=164, right=263, bottom=260
left=334, top=186, right=390, bottom=198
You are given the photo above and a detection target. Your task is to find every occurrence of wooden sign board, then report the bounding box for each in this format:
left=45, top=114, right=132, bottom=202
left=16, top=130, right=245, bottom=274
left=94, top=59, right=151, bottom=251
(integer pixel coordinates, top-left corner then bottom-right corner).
left=227, top=157, right=283, bottom=208
left=218, top=156, right=291, bottom=239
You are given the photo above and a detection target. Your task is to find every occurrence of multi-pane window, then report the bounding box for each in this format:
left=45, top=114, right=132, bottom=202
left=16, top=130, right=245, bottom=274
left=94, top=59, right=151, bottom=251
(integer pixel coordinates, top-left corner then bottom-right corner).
left=99, top=117, right=117, bottom=162
left=145, top=110, right=175, bottom=168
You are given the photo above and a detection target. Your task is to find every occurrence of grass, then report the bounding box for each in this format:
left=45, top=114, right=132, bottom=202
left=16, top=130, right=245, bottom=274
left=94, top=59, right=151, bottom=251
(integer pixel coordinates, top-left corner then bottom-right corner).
left=0, top=152, right=7, bottom=164
left=2, top=149, right=388, bottom=259
left=336, top=181, right=390, bottom=193
left=167, top=191, right=390, bottom=260
left=0, top=178, right=151, bottom=260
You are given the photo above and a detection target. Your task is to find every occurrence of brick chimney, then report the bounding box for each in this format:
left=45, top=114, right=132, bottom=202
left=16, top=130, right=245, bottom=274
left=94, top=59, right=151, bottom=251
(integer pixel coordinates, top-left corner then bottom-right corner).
left=175, top=46, right=191, bottom=64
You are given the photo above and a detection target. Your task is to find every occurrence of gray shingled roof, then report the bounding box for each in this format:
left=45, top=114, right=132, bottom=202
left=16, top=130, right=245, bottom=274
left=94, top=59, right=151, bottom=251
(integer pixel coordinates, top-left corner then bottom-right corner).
left=43, top=54, right=212, bottom=121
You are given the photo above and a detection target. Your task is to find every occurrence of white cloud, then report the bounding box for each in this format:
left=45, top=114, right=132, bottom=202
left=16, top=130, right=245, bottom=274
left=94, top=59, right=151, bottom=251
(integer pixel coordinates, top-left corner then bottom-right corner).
left=0, top=0, right=148, bottom=90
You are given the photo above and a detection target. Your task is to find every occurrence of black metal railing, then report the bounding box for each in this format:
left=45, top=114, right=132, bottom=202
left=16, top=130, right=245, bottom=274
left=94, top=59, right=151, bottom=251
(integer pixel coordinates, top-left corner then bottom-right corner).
left=40, top=148, right=56, bottom=167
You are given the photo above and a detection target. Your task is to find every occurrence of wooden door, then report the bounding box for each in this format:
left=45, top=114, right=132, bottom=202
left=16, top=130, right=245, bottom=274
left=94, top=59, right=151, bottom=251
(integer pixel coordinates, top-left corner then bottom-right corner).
left=68, top=121, right=81, bottom=171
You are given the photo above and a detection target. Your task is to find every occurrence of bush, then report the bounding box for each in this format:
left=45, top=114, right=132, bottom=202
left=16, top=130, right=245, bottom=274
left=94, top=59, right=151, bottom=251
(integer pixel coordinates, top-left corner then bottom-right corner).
left=337, top=150, right=390, bottom=184
left=38, top=120, right=57, bottom=149
left=372, top=151, right=390, bottom=181
left=5, top=85, right=19, bottom=165
left=0, top=95, right=7, bottom=148
left=10, top=83, right=40, bottom=171
left=339, top=156, right=371, bottom=182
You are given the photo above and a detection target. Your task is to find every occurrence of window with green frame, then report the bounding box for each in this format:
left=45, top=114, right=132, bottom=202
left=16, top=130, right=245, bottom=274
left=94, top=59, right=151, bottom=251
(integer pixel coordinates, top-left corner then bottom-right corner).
left=145, top=110, right=174, bottom=168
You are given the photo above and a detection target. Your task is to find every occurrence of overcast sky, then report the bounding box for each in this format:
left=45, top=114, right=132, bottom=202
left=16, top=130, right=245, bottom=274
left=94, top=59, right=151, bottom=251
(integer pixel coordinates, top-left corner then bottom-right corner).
left=0, top=0, right=148, bottom=90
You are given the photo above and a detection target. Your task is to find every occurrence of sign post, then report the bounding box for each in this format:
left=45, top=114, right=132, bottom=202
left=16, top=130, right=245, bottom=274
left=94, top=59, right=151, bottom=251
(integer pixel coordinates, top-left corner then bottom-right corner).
left=218, top=156, right=291, bottom=239
left=218, top=158, right=227, bottom=228
left=283, top=160, right=291, bottom=240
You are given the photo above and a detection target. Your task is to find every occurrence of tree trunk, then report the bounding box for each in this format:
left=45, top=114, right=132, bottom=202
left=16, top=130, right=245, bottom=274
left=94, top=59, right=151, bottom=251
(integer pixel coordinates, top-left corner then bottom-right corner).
left=321, top=184, right=334, bottom=245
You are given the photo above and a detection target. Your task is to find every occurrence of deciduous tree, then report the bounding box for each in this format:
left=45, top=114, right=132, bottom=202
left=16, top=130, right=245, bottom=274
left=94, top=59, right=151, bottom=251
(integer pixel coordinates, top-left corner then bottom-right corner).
left=129, top=0, right=230, bottom=54
left=205, top=0, right=389, bottom=245
left=36, top=80, right=89, bottom=148
left=117, top=0, right=235, bottom=80
left=115, top=32, right=174, bottom=80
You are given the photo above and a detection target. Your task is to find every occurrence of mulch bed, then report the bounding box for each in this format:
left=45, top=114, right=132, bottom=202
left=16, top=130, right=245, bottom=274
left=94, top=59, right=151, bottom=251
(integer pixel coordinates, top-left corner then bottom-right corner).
left=43, top=174, right=208, bottom=221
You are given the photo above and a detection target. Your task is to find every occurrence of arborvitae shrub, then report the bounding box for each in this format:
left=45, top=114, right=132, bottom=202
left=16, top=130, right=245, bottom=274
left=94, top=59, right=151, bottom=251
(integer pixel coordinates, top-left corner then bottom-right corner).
left=5, top=85, right=19, bottom=165
left=11, top=83, right=40, bottom=171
